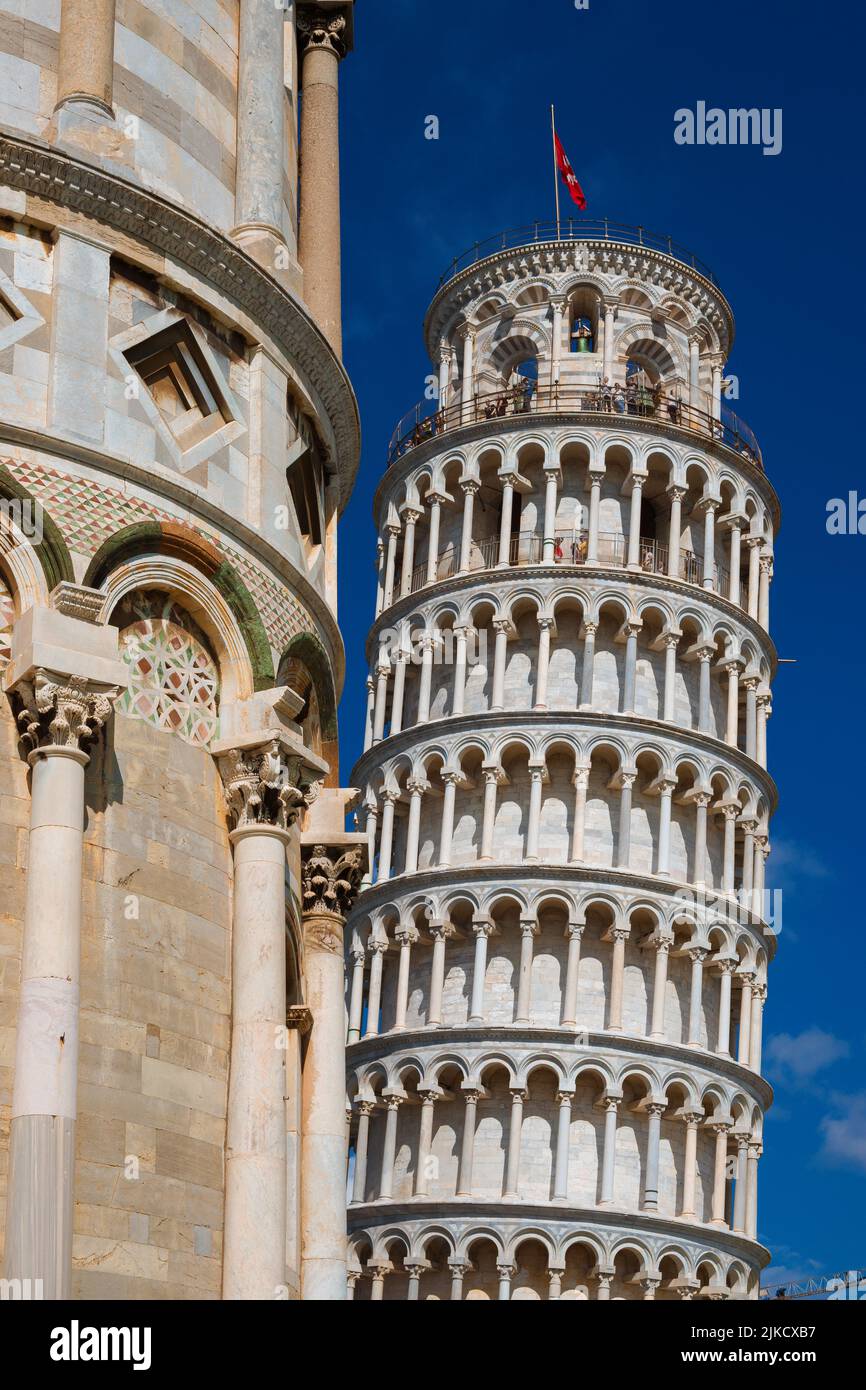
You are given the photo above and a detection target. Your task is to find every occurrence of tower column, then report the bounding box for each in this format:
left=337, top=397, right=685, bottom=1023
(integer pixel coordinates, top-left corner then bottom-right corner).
left=297, top=4, right=354, bottom=351
left=55, top=0, right=116, bottom=121
left=233, top=0, right=291, bottom=268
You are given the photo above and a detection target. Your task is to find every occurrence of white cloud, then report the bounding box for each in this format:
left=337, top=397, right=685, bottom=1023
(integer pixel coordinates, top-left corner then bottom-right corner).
left=819, top=1093, right=866, bottom=1174
left=766, top=1027, right=850, bottom=1084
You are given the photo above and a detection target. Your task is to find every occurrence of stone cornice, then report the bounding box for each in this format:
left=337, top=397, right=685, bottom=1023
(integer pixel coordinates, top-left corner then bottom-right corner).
left=350, top=707, right=779, bottom=812
left=346, top=1024, right=773, bottom=1110
left=0, top=128, right=360, bottom=512
left=348, top=1200, right=770, bottom=1268
left=346, top=861, right=777, bottom=956
left=369, top=563, right=778, bottom=672
left=376, top=409, right=780, bottom=528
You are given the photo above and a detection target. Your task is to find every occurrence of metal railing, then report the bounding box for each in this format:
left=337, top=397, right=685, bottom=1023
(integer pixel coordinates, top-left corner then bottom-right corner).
left=405, top=529, right=728, bottom=600
left=437, top=219, right=719, bottom=289
left=387, top=380, right=762, bottom=470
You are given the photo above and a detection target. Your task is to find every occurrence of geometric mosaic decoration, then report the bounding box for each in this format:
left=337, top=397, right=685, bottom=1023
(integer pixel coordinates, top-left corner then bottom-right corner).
left=113, top=590, right=220, bottom=748
left=0, top=572, right=12, bottom=673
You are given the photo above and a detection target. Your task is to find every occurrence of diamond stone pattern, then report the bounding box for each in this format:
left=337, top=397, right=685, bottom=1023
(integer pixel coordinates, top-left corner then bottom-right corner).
left=115, top=594, right=220, bottom=748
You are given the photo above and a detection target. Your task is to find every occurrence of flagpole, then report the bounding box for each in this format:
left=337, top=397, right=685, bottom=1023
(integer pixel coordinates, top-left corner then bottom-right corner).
left=550, top=103, right=561, bottom=238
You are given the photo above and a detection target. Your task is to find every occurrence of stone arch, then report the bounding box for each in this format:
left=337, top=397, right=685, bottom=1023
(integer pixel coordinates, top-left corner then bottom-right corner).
left=276, top=629, right=339, bottom=780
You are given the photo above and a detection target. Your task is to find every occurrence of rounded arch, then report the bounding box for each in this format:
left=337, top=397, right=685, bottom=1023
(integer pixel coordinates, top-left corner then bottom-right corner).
left=0, top=462, right=74, bottom=594
left=277, top=630, right=340, bottom=781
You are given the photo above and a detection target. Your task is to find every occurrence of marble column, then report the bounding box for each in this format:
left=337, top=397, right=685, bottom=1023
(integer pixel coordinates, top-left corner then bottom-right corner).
left=662, top=632, right=680, bottom=721
left=346, top=945, right=365, bottom=1044
left=553, top=1091, right=574, bottom=1201
left=351, top=1101, right=374, bottom=1204
left=561, top=921, right=585, bottom=1027
left=459, top=482, right=479, bottom=571
left=542, top=469, right=560, bottom=562
left=643, top=1103, right=665, bottom=1210
left=667, top=486, right=686, bottom=578
left=456, top=1089, right=481, bottom=1196
left=649, top=937, right=671, bottom=1037
left=399, top=508, right=421, bottom=596
left=701, top=501, right=719, bottom=590
left=417, top=634, right=435, bottom=723
left=297, top=4, right=354, bottom=351
left=427, top=922, right=448, bottom=1026
left=215, top=737, right=324, bottom=1301
left=710, top=1122, right=732, bottom=1226
left=393, top=927, right=416, bottom=1030
left=586, top=474, right=603, bottom=562
left=599, top=1099, right=620, bottom=1206
left=607, top=927, right=630, bottom=1031
left=5, top=659, right=122, bottom=1300
left=687, top=948, right=707, bottom=1046
left=233, top=0, right=291, bottom=269
left=515, top=919, right=538, bottom=1025
left=580, top=621, right=597, bottom=709
left=55, top=0, right=116, bottom=120
left=626, top=473, right=646, bottom=569
left=469, top=922, right=493, bottom=1023
left=480, top=765, right=502, bottom=861
left=378, top=1094, right=404, bottom=1199
left=680, top=1112, right=703, bottom=1219
left=415, top=1090, right=439, bottom=1197
left=504, top=1089, right=526, bottom=1197
left=498, top=478, right=516, bottom=566
left=491, top=620, right=510, bottom=709
left=425, top=495, right=444, bottom=584
left=570, top=766, right=591, bottom=862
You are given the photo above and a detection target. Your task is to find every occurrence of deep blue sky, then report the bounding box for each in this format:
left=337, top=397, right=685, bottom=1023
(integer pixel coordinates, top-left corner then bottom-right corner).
left=336, top=0, right=865, bottom=1285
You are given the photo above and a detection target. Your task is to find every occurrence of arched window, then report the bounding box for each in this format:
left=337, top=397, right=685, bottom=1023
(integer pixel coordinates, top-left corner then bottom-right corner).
left=0, top=570, right=12, bottom=673
left=112, top=589, right=220, bottom=748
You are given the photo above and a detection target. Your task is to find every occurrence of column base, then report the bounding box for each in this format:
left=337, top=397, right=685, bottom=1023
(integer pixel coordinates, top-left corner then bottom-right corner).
left=231, top=224, right=304, bottom=297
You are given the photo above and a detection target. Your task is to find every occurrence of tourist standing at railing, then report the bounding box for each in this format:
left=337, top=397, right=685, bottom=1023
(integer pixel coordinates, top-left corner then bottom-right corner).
left=601, top=378, right=613, bottom=412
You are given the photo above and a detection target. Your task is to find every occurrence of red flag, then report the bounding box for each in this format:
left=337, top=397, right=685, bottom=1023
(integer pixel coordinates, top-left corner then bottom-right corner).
left=554, top=132, right=587, bottom=210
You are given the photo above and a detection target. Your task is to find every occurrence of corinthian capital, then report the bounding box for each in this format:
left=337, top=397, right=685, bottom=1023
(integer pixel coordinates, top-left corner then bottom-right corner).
left=13, top=669, right=119, bottom=754
left=301, top=841, right=366, bottom=920
left=297, top=3, right=353, bottom=58
left=216, top=736, right=323, bottom=833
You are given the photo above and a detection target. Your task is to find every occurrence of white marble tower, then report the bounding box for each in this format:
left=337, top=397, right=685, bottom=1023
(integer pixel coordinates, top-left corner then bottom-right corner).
left=345, top=222, right=779, bottom=1301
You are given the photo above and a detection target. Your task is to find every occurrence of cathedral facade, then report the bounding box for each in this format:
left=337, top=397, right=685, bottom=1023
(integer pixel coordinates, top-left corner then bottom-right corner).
left=0, top=0, right=362, bottom=1301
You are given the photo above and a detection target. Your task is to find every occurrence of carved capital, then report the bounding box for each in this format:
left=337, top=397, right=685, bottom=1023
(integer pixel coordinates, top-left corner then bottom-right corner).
left=12, top=669, right=119, bottom=755
left=217, top=738, right=321, bottom=833
left=296, top=5, right=351, bottom=59
left=301, top=842, right=366, bottom=922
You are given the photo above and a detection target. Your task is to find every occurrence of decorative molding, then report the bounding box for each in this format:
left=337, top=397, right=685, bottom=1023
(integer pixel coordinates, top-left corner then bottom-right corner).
left=12, top=669, right=119, bottom=753
left=217, top=738, right=321, bottom=832
left=301, top=841, right=366, bottom=922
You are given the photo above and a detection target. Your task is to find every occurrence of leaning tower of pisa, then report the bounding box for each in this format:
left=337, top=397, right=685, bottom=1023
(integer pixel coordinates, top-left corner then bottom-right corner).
left=346, top=220, right=779, bottom=1301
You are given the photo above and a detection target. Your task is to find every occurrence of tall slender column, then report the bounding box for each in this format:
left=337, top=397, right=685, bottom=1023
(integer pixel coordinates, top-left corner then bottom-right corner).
left=746, top=537, right=762, bottom=619
left=371, top=656, right=389, bottom=744
left=427, top=922, right=448, bottom=1026
left=364, top=939, right=386, bottom=1038
left=438, top=771, right=460, bottom=867
left=347, top=946, right=365, bottom=1044
left=491, top=620, right=510, bottom=710
left=382, top=525, right=399, bottom=608
left=231, top=0, right=291, bottom=270
left=727, top=520, right=743, bottom=605
left=456, top=1089, right=481, bottom=1196
left=406, top=1264, right=425, bottom=1300
left=480, top=765, right=502, bottom=860
left=452, top=626, right=470, bottom=714
left=662, top=632, right=680, bottom=721
left=497, top=1264, right=515, bottom=1301
left=425, top=496, right=443, bottom=584
left=596, top=1270, right=614, bottom=1301
left=375, top=539, right=385, bottom=616
left=298, top=840, right=364, bottom=1301
left=701, top=501, right=719, bottom=590
left=378, top=1094, right=404, bottom=1200
left=438, top=344, right=454, bottom=408
left=5, top=663, right=121, bottom=1300
left=369, top=1265, right=387, bottom=1300
left=543, top=469, right=560, bottom=562
left=656, top=779, right=675, bottom=877
left=297, top=5, right=353, bottom=351
left=741, top=819, right=757, bottom=898
left=603, top=299, right=617, bottom=380
left=710, top=1123, right=732, bottom=1226
left=621, top=624, right=640, bottom=714
left=399, top=508, right=421, bottom=595
left=599, top=1098, right=620, bottom=1205
left=415, top=1090, right=439, bottom=1196
left=389, top=647, right=407, bottom=736
left=459, top=483, right=479, bottom=571
left=650, top=937, right=671, bottom=1037
left=721, top=803, right=738, bottom=894
left=363, top=675, right=375, bottom=751
left=551, top=297, right=565, bottom=382
left=626, top=473, right=646, bottom=569
left=515, top=919, right=538, bottom=1025
left=534, top=617, right=553, bottom=709
left=608, top=927, right=630, bottom=1030
left=570, top=766, right=591, bottom=862
left=417, top=634, right=435, bottom=723
left=711, top=361, right=724, bottom=419
left=449, top=1261, right=467, bottom=1300
left=403, top=778, right=427, bottom=874
left=548, top=1268, right=564, bottom=1301
left=214, top=735, right=322, bottom=1301
left=744, top=678, right=758, bottom=759
left=757, top=694, right=771, bottom=769
left=586, top=473, right=603, bottom=562
left=351, top=1101, right=374, bottom=1204
left=697, top=646, right=713, bottom=733
left=616, top=773, right=635, bottom=869
left=525, top=762, right=546, bottom=861
left=746, top=1143, right=761, bottom=1238
left=688, top=335, right=701, bottom=409
left=460, top=328, right=476, bottom=425
left=504, top=1089, right=526, bottom=1197
left=716, top=959, right=735, bottom=1056
left=749, top=984, right=766, bottom=1071
left=363, top=802, right=378, bottom=887
left=733, top=1134, right=749, bottom=1232
left=758, top=554, right=773, bottom=629
left=693, top=792, right=711, bottom=887
left=393, top=928, right=416, bottom=1030
left=498, top=478, right=515, bottom=566
left=553, top=1092, right=574, bottom=1201
left=725, top=661, right=741, bottom=746
left=561, top=922, right=585, bottom=1027
left=667, top=486, right=686, bottom=578
left=680, top=1112, right=703, bottom=1219
left=376, top=789, right=397, bottom=882
left=579, top=621, right=597, bottom=709
left=736, top=974, right=754, bottom=1065
left=643, top=1103, right=666, bottom=1211
left=687, top=948, right=708, bottom=1046
left=469, top=922, right=493, bottom=1023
